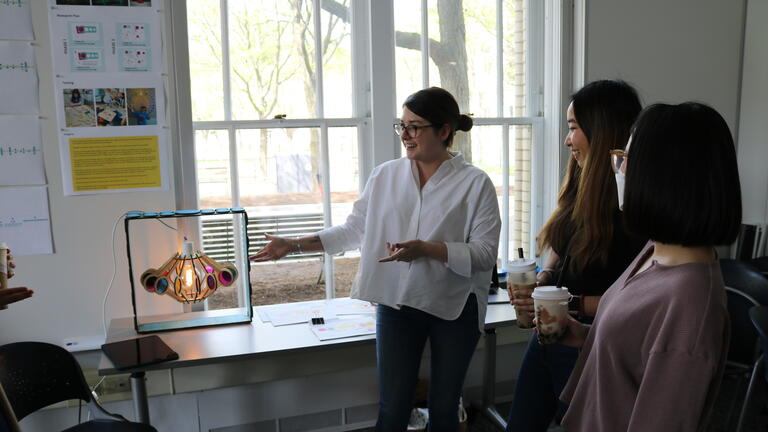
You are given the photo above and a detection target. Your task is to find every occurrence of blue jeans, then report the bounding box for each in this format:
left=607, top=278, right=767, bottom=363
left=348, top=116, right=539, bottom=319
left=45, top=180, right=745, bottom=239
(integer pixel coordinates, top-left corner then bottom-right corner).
left=375, top=295, right=481, bottom=432
left=506, top=334, right=580, bottom=432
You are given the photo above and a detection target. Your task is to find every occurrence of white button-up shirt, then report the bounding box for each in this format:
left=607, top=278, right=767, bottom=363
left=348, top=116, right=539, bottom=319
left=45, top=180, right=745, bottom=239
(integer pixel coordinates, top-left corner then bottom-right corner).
left=318, top=153, right=501, bottom=331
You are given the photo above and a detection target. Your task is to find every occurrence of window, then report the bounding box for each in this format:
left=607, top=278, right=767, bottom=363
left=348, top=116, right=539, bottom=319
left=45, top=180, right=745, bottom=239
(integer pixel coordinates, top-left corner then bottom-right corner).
left=176, top=0, right=562, bottom=308
left=393, top=0, right=543, bottom=265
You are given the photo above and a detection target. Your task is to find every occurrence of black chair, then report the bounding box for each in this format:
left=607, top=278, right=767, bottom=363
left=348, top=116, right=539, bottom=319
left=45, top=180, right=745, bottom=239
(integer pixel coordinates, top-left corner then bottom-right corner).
left=735, top=306, right=768, bottom=432
left=720, top=259, right=768, bottom=430
left=0, top=342, right=156, bottom=431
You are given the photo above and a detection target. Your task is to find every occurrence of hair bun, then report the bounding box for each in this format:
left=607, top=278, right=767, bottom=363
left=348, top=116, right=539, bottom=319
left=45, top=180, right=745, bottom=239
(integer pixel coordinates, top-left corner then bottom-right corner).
left=457, top=114, right=473, bottom=132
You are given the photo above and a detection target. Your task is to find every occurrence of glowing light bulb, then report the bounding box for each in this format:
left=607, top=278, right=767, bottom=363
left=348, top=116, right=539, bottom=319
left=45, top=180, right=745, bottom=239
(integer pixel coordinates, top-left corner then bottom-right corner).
left=181, top=241, right=197, bottom=289
left=183, top=262, right=195, bottom=288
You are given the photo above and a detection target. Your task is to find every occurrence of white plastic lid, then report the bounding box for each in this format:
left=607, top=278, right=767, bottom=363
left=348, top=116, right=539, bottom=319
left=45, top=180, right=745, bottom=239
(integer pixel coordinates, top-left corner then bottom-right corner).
left=0, top=242, right=7, bottom=250
left=507, top=258, right=536, bottom=272
left=531, top=286, right=571, bottom=300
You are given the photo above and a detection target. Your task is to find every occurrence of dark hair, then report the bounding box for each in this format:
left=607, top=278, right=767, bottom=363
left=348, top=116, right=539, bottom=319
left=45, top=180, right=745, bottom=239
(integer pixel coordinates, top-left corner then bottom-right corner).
left=623, top=102, right=742, bottom=246
left=538, top=80, right=642, bottom=272
left=403, top=87, right=472, bottom=147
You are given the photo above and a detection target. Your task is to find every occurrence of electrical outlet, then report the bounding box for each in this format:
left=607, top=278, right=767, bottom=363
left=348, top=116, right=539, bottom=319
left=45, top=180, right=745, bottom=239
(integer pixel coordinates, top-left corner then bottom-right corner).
left=83, top=368, right=132, bottom=400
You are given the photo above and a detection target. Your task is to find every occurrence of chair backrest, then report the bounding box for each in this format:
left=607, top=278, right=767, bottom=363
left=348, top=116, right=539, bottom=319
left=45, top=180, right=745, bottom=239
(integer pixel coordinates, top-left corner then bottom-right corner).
left=721, top=259, right=768, bottom=367
left=750, top=305, right=768, bottom=383
left=0, top=383, right=20, bottom=432
left=0, top=342, right=92, bottom=421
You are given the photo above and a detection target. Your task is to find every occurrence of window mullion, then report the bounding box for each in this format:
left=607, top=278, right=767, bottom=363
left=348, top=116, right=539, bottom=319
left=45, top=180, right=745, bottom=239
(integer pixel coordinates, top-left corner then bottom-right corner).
left=227, top=126, right=240, bottom=207
left=502, top=125, right=510, bottom=269
left=496, top=0, right=504, bottom=118
left=220, top=0, right=232, bottom=121
left=313, top=0, right=334, bottom=299
left=421, top=0, right=429, bottom=87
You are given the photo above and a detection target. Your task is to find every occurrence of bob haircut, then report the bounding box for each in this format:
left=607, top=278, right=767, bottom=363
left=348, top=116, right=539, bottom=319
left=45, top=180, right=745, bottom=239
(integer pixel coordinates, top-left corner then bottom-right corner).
left=623, top=102, right=742, bottom=246
left=403, top=87, right=473, bottom=147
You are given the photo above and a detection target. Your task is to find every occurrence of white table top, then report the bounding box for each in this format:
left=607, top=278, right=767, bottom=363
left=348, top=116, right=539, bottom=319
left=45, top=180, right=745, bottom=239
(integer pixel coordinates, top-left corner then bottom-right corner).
left=98, top=300, right=517, bottom=376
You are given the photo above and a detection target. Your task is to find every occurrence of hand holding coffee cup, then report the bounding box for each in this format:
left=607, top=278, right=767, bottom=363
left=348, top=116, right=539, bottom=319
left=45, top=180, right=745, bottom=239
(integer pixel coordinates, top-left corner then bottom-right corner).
left=507, top=259, right=537, bottom=329
left=532, top=286, right=573, bottom=344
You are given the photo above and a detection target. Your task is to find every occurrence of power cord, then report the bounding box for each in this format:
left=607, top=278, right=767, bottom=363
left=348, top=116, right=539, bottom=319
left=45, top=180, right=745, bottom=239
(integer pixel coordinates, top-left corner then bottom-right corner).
left=94, top=213, right=185, bottom=396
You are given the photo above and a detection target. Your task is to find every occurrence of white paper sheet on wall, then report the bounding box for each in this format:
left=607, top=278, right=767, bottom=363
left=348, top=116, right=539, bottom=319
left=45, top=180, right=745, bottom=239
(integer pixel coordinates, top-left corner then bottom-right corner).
left=0, top=42, right=38, bottom=114
left=0, top=186, right=53, bottom=255
left=0, top=0, right=34, bottom=41
left=0, top=116, right=46, bottom=185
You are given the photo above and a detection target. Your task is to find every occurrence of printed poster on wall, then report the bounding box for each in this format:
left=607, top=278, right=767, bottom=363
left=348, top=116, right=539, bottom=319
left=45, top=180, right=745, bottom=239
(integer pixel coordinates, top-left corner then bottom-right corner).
left=0, top=41, right=39, bottom=114
left=0, top=186, right=54, bottom=255
left=0, top=116, right=46, bottom=185
left=47, top=0, right=168, bottom=195
left=0, top=0, right=34, bottom=41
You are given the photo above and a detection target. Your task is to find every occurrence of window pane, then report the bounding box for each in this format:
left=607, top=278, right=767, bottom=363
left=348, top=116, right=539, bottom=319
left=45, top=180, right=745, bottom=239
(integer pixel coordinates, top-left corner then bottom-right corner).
left=328, top=127, right=360, bottom=295
left=195, top=129, right=232, bottom=208
left=321, top=0, right=353, bottom=118
left=470, top=124, right=533, bottom=263
left=504, top=0, right=527, bottom=117
left=463, top=1, right=498, bottom=117
left=394, top=0, right=424, bottom=111
left=236, top=128, right=322, bottom=206
left=187, top=0, right=225, bottom=121
left=236, top=127, right=326, bottom=306
left=511, top=124, right=532, bottom=258
left=228, top=0, right=313, bottom=120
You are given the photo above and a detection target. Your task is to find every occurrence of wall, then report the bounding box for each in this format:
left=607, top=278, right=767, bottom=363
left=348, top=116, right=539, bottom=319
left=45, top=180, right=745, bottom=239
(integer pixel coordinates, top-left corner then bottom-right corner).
left=584, top=0, right=745, bottom=132
left=0, top=1, right=178, bottom=347
left=736, top=0, right=768, bottom=224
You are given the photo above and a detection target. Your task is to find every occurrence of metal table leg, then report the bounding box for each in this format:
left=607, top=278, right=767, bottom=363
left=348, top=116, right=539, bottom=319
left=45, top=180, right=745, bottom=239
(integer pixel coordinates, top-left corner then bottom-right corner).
left=130, top=372, right=150, bottom=424
left=481, top=328, right=508, bottom=430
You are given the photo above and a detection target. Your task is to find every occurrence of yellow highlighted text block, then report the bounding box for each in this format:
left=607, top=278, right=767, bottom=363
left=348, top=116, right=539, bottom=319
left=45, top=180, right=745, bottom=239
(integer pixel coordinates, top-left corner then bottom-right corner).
left=69, top=135, right=161, bottom=191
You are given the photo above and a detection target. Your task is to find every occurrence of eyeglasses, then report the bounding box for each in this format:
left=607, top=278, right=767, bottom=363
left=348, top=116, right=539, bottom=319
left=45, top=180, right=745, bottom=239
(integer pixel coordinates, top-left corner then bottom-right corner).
left=393, top=122, right=435, bottom=137
left=609, top=149, right=628, bottom=174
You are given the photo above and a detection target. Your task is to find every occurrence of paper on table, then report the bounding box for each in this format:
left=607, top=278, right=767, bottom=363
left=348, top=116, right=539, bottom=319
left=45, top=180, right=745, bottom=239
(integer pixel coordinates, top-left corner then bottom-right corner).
left=265, top=301, right=337, bottom=326
left=0, top=1, right=34, bottom=41
left=327, top=297, right=376, bottom=315
left=0, top=186, right=53, bottom=255
left=0, top=116, right=45, bottom=185
left=0, top=42, right=38, bottom=114
left=310, top=316, right=376, bottom=341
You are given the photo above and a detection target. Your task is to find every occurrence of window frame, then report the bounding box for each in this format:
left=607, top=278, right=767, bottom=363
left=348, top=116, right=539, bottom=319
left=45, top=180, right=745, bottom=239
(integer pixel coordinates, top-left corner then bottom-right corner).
left=167, top=0, right=571, bottom=302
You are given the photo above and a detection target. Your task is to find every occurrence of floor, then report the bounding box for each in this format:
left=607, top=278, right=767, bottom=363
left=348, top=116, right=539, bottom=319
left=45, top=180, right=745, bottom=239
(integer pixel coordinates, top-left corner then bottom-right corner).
left=352, top=375, right=768, bottom=431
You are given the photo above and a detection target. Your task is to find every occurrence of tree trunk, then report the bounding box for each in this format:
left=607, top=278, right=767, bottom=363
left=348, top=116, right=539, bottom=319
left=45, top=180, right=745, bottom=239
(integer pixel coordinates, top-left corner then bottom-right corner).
left=436, top=0, right=471, bottom=162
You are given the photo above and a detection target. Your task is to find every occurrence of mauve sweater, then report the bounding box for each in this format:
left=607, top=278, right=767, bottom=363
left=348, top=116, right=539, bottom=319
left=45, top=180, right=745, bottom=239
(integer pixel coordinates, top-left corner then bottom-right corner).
left=560, top=242, right=730, bottom=432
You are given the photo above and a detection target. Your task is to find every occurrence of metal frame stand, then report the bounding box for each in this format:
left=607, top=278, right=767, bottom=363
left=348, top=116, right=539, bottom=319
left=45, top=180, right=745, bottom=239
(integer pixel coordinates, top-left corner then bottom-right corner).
left=481, top=328, right=508, bottom=430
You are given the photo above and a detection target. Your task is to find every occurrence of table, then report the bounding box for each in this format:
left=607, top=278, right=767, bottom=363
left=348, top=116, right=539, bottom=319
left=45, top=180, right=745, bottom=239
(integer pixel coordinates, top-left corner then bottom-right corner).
left=98, top=301, right=516, bottom=427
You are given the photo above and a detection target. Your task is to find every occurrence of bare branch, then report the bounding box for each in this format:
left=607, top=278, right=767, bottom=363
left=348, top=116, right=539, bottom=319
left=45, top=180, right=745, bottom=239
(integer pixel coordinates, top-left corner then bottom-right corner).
left=395, top=31, right=450, bottom=65
left=321, top=0, right=349, bottom=23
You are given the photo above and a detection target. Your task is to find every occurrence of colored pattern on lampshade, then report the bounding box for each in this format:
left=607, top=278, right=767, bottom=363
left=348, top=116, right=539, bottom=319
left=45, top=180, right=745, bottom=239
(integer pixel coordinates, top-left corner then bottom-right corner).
left=140, top=242, right=238, bottom=303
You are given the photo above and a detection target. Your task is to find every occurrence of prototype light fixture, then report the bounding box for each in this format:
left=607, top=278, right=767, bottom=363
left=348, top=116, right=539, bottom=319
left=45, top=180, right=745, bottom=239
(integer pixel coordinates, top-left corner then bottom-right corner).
left=140, top=241, right=238, bottom=303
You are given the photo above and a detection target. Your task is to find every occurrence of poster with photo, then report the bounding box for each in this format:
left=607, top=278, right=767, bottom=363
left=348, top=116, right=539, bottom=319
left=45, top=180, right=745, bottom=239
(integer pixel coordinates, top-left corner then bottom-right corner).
left=62, top=88, right=95, bottom=127
left=49, top=0, right=167, bottom=195
left=126, top=88, right=155, bottom=125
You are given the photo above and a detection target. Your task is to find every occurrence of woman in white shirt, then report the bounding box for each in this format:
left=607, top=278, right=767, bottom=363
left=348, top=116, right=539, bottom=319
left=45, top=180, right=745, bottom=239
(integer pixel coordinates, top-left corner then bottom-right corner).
left=251, top=87, right=501, bottom=431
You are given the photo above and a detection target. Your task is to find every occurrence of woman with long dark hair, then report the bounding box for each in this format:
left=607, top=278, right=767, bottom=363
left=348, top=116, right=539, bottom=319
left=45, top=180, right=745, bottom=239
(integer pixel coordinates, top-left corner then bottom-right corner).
left=506, top=80, right=646, bottom=431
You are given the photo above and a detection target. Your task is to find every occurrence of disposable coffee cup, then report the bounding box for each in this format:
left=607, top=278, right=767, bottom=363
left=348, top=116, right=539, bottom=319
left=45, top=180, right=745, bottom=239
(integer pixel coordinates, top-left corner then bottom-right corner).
left=0, top=242, right=8, bottom=310
left=507, top=259, right=537, bottom=329
left=531, top=286, right=572, bottom=344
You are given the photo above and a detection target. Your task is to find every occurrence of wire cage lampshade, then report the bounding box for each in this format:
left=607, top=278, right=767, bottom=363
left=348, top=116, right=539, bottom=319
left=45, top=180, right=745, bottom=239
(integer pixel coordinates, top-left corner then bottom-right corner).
left=125, top=208, right=252, bottom=333
left=140, top=241, right=238, bottom=303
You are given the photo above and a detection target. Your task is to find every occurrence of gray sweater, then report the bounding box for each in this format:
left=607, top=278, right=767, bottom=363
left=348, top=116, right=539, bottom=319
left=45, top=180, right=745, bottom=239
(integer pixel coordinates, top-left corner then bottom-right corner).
left=560, top=242, right=729, bottom=432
